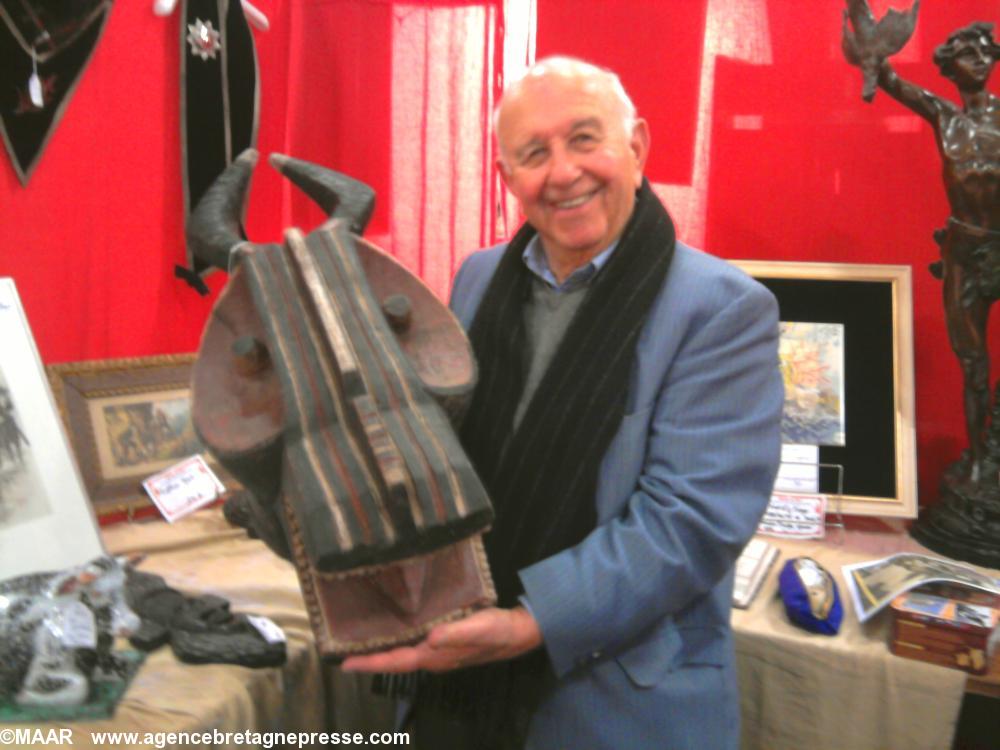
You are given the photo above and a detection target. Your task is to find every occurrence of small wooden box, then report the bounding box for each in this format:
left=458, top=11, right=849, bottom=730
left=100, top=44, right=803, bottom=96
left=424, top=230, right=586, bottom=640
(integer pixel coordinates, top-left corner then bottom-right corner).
left=890, top=584, right=1000, bottom=675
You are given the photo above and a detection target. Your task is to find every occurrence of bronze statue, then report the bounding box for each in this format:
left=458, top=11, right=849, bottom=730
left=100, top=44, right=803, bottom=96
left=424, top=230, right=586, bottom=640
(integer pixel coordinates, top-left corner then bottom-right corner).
left=844, top=1, right=1000, bottom=565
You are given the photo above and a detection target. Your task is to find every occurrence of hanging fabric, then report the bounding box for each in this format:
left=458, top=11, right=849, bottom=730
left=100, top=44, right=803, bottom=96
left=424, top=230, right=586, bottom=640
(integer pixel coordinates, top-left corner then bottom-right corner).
left=0, top=0, right=114, bottom=185
left=175, top=0, right=260, bottom=294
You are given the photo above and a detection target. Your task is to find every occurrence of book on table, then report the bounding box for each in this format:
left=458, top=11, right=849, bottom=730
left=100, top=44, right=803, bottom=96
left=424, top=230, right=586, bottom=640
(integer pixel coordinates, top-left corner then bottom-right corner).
left=733, top=538, right=780, bottom=609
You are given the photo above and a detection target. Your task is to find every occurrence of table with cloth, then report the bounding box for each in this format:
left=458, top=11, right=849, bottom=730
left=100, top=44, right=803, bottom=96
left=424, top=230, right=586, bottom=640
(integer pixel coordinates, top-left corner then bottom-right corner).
left=733, top=523, right=999, bottom=750
left=2, top=509, right=995, bottom=750
left=0, top=509, right=395, bottom=749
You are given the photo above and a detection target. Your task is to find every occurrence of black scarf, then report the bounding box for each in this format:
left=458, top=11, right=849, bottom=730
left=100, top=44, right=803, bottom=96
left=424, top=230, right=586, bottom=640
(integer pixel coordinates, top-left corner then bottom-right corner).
left=461, top=178, right=676, bottom=606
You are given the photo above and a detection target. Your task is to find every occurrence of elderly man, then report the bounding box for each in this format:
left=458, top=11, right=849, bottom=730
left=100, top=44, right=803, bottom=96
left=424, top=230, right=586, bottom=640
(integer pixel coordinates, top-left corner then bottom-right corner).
left=344, top=56, right=783, bottom=750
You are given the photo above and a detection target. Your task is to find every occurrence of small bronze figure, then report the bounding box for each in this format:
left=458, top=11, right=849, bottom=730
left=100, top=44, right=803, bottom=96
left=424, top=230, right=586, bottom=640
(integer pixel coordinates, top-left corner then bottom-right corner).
left=844, top=1, right=1000, bottom=565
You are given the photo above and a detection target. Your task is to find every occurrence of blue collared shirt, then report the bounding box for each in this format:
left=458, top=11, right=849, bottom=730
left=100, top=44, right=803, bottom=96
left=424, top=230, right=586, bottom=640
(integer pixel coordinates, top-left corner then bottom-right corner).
left=522, top=235, right=618, bottom=292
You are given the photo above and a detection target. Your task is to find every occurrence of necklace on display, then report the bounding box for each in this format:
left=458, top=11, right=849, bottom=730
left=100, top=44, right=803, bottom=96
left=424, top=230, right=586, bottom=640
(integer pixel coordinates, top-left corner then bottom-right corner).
left=0, top=0, right=110, bottom=110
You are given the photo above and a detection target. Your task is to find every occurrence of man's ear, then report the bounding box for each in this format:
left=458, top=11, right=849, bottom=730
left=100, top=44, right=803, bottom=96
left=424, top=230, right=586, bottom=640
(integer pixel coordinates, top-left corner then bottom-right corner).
left=630, top=119, right=651, bottom=186
left=496, top=156, right=513, bottom=188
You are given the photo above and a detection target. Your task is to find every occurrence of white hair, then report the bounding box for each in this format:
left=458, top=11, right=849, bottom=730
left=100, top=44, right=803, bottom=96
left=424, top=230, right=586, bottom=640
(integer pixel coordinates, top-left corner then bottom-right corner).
left=494, top=56, right=638, bottom=160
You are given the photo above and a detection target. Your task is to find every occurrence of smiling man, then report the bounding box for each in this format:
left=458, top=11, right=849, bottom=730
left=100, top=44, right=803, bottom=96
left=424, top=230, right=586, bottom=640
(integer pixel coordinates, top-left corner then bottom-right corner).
left=343, top=56, right=783, bottom=750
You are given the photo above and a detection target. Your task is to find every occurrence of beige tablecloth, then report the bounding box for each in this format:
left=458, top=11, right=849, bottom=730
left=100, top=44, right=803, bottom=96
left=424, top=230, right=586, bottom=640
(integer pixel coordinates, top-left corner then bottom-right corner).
left=1, top=508, right=395, bottom=749
left=734, top=527, right=973, bottom=750
left=3, top=509, right=981, bottom=749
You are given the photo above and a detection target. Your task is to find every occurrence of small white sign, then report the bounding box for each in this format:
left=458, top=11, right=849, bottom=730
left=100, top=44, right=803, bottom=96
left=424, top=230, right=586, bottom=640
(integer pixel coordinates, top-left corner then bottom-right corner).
left=774, top=463, right=819, bottom=493
left=247, top=615, right=286, bottom=644
left=58, top=600, right=98, bottom=649
left=143, top=455, right=224, bottom=523
left=758, top=493, right=827, bottom=539
left=781, top=444, right=819, bottom=464
left=774, top=444, right=820, bottom=493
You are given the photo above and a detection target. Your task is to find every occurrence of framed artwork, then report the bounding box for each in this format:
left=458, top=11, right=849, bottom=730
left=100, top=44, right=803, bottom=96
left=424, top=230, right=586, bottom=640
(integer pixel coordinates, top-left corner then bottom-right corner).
left=47, top=353, right=232, bottom=521
left=733, top=260, right=917, bottom=518
left=0, top=278, right=105, bottom=579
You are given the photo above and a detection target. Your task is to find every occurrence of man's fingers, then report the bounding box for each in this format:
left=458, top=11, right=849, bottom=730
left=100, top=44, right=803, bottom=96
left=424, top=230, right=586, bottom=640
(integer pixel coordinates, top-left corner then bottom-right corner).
left=340, top=607, right=540, bottom=673
left=341, top=646, right=424, bottom=673
left=341, top=642, right=481, bottom=673
left=426, top=608, right=505, bottom=649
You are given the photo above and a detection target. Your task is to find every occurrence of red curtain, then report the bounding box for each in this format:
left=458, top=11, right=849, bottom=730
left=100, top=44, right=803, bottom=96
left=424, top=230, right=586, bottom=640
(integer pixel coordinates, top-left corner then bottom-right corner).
left=0, top=0, right=502, bottom=362
left=1, top=0, right=997, bottom=506
left=536, top=0, right=996, bottom=503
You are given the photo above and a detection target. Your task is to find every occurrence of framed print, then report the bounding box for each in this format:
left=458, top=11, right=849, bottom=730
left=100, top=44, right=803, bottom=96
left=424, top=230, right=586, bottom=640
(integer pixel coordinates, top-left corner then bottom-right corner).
left=47, top=354, right=233, bottom=521
left=733, top=260, right=917, bottom=518
left=0, top=278, right=105, bottom=579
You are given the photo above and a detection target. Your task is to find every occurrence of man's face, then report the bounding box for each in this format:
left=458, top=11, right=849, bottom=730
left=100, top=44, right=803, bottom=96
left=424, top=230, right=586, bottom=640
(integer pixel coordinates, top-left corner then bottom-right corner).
left=949, top=39, right=996, bottom=88
left=496, top=74, right=649, bottom=266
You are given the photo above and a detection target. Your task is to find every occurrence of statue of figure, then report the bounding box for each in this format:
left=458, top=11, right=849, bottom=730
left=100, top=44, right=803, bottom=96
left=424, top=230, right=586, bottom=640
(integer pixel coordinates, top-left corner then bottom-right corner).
left=844, top=1, right=1000, bottom=566
left=846, top=2, right=1000, bottom=484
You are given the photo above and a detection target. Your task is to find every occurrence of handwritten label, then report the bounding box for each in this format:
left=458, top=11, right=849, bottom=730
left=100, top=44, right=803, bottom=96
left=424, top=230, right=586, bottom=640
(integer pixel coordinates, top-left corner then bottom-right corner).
left=57, top=600, right=98, bottom=649
left=758, top=493, right=827, bottom=539
left=247, top=615, right=286, bottom=644
left=143, top=455, right=224, bottom=523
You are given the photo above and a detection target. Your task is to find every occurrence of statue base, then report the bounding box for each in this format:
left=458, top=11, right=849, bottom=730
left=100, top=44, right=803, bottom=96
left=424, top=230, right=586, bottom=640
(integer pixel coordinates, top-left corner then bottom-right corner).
left=910, top=461, right=1000, bottom=569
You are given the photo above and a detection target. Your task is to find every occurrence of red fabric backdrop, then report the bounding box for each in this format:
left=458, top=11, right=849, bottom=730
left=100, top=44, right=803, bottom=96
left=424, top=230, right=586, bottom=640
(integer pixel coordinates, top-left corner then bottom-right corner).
left=1, top=0, right=997, bottom=508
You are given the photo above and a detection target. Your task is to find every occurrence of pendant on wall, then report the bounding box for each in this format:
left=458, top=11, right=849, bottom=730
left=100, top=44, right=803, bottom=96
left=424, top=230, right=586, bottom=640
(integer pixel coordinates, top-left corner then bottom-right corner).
left=0, top=1, right=114, bottom=185
left=176, top=0, right=260, bottom=294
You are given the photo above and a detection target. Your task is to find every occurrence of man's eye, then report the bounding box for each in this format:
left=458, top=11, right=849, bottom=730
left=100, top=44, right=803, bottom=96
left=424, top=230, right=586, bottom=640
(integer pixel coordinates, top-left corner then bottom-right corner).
left=571, top=132, right=598, bottom=147
left=521, top=148, right=547, bottom=165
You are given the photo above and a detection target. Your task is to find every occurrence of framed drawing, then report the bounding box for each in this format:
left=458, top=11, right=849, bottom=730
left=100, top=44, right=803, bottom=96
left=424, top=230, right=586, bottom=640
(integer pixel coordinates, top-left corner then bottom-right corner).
left=732, top=260, right=917, bottom=518
left=47, top=353, right=233, bottom=521
left=0, top=278, right=105, bottom=579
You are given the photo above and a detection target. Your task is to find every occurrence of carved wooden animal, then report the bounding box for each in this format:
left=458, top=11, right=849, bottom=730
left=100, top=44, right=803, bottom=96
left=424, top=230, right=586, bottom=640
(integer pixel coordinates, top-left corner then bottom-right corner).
left=188, top=150, right=495, bottom=657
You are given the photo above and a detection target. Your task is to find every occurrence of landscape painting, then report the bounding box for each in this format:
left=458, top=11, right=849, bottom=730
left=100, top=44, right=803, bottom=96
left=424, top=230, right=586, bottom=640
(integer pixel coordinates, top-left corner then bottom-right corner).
left=779, top=321, right=846, bottom=447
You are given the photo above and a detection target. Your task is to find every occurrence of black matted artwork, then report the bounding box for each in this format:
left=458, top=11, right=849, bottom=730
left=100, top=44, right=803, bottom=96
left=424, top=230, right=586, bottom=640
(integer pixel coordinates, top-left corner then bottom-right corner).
left=734, top=260, right=917, bottom=518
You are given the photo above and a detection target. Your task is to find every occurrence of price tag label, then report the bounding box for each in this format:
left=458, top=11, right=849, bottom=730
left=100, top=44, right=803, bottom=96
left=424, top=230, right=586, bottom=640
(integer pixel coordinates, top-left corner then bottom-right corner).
left=247, top=615, right=286, bottom=644
left=143, top=455, right=225, bottom=523
left=57, top=600, right=98, bottom=649
left=758, top=493, right=827, bottom=539
left=774, top=444, right=820, bottom=493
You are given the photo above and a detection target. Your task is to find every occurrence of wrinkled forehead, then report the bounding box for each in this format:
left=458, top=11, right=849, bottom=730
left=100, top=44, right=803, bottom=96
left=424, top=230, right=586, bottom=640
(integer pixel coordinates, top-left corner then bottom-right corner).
left=508, top=71, right=619, bottom=112
left=497, top=73, right=623, bottom=142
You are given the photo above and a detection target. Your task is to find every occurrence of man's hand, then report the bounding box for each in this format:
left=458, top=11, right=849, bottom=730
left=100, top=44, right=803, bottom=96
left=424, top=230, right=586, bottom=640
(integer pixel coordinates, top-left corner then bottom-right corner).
left=340, top=606, right=542, bottom=673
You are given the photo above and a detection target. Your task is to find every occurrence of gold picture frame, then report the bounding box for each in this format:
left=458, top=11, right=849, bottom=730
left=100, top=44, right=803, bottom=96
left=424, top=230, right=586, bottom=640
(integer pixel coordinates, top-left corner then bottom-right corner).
left=46, top=353, right=233, bottom=521
left=732, top=260, right=917, bottom=518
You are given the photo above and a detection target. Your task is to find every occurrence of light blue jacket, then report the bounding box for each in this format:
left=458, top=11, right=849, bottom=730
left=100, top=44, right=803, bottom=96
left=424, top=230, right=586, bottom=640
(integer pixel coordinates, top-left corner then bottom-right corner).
left=449, top=240, right=783, bottom=750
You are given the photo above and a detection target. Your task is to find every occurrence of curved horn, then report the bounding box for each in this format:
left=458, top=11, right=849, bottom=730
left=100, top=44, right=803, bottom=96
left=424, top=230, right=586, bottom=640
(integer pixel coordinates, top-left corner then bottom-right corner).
left=186, top=148, right=259, bottom=272
left=269, top=153, right=375, bottom=235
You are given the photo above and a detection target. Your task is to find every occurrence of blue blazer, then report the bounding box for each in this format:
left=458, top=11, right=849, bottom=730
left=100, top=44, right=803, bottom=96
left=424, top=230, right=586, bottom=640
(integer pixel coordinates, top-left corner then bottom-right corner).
left=449, top=240, right=783, bottom=750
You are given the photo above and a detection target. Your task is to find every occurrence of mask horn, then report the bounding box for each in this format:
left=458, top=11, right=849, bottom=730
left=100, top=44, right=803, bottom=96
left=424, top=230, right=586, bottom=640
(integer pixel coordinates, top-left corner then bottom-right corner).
left=185, top=148, right=258, bottom=275
left=269, top=153, right=376, bottom=235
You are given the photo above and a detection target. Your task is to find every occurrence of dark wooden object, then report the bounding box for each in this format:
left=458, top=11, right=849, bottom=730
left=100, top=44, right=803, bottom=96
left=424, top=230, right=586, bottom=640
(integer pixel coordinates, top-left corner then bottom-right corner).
left=188, top=151, right=496, bottom=657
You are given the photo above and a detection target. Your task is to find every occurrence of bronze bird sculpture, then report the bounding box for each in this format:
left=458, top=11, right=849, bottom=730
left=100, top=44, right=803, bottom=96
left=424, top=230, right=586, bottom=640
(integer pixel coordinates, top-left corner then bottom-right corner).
left=842, top=0, right=920, bottom=101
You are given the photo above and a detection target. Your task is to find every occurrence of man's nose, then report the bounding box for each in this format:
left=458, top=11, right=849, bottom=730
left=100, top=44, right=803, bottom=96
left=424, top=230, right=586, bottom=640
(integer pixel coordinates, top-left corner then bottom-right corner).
left=547, top=144, right=581, bottom=184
